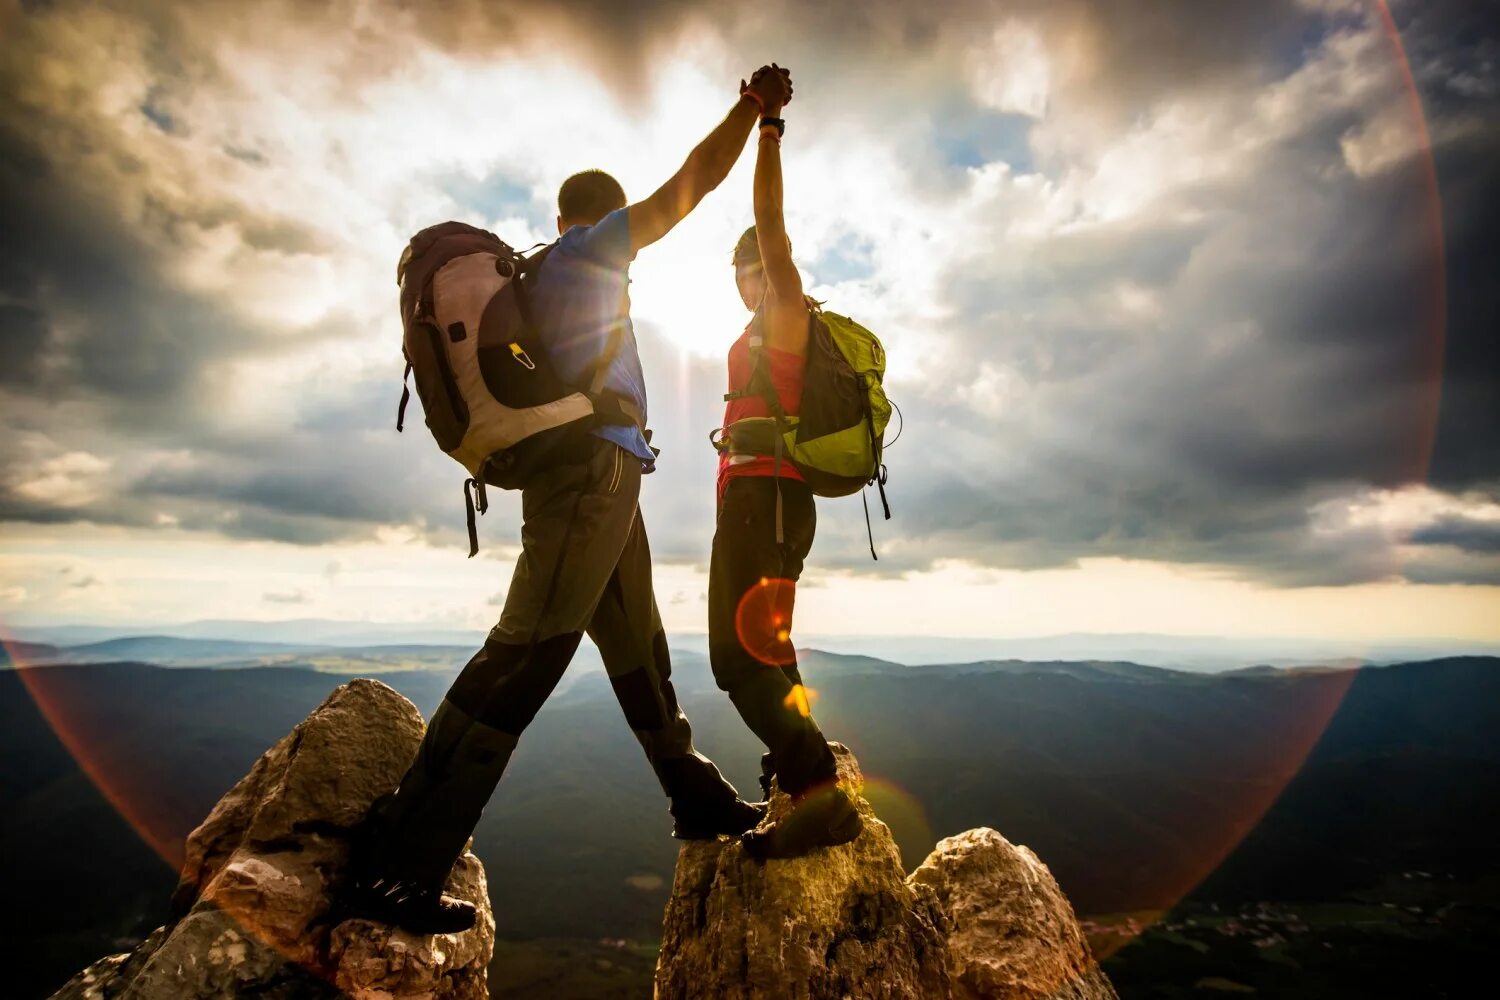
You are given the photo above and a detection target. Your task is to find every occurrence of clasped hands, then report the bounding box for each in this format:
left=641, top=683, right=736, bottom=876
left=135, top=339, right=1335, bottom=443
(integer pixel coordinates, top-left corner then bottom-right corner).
left=740, top=63, right=793, bottom=114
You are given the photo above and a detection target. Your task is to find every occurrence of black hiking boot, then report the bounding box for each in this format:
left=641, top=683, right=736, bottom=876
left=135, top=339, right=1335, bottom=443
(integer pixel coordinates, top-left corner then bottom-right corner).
left=740, top=786, right=863, bottom=861
left=671, top=797, right=768, bottom=840
left=338, top=874, right=477, bottom=935
left=759, top=751, right=777, bottom=800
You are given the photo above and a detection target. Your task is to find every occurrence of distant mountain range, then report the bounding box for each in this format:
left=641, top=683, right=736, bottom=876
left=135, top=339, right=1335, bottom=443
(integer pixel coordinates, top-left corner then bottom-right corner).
left=7, top=621, right=1498, bottom=672
left=0, top=634, right=608, bottom=689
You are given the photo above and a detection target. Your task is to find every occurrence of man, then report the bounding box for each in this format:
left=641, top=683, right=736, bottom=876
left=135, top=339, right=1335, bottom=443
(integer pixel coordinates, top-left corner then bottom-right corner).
left=347, top=65, right=796, bottom=933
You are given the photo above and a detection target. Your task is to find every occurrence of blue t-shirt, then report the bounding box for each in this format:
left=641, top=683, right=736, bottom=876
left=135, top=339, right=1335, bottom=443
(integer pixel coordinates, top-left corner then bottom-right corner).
left=528, top=207, right=655, bottom=470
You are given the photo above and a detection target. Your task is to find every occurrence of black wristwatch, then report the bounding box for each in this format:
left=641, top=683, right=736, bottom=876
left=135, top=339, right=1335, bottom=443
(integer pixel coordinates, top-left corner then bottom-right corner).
left=759, top=116, right=786, bottom=137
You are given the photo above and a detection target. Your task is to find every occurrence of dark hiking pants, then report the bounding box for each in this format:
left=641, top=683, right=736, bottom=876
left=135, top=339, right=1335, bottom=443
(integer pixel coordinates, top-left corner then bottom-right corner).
left=367, top=439, right=742, bottom=890
left=709, top=476, right=838, bottom=799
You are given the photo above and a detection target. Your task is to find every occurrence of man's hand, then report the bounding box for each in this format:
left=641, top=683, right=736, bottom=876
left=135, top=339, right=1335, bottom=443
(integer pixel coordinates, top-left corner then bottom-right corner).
left=628, top=67, right=787, bottom=255
left=741, top=63, right=793, bottom=112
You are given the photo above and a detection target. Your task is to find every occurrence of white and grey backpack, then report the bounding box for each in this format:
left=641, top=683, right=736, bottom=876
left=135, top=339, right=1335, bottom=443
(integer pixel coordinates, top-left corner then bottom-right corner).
left=395, top=221, right=639, bottom=555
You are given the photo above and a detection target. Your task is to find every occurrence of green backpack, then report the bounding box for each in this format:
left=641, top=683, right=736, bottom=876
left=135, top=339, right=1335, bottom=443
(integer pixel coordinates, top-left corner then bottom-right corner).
left=714, top=301, right=894, bottom=558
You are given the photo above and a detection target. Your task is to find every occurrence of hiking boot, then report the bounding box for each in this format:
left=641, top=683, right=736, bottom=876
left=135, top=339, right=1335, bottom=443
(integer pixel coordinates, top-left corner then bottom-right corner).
left=740, top=787, right=863, bottom=861
left=672, top=797, right=768, bottom=840
left=339, top=875, right=477, bottom=935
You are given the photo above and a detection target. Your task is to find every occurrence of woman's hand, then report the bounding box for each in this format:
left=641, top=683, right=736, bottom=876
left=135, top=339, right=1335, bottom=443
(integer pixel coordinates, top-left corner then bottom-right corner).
left=742, top=63, right=792, bottom=112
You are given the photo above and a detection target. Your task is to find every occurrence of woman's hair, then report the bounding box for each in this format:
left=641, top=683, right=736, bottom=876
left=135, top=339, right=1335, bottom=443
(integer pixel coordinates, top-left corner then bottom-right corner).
left=732, top=225, right=791, bottom=268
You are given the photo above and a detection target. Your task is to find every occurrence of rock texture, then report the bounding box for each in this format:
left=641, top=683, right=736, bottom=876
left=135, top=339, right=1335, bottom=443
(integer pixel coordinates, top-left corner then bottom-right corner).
left=657, top=744, right=1117, bottom=1000
left=912, top=829, right=1118, bottom=1000
left=50, top=679, right=495, bottom=1000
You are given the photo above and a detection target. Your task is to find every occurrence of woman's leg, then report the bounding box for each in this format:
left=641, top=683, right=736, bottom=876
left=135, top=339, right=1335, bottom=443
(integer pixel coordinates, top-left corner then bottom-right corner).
left=708, top=477, right=836, bottom=798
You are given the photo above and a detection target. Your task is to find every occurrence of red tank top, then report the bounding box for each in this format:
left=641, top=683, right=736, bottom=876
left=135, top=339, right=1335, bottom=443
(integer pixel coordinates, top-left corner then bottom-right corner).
left=718, top=316, right=807, bottom=501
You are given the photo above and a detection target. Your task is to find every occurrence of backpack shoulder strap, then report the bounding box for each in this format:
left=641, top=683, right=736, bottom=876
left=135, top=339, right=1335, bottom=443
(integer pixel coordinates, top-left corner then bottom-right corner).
left=591, top=320, right=626, bottom=396
left=731, top=310, right=784, bottom=420
left=508, top=241, right=555, bottom=338
left=510, top=241, right=641, bottom=427
left=584, top=319, right=642, bottom=429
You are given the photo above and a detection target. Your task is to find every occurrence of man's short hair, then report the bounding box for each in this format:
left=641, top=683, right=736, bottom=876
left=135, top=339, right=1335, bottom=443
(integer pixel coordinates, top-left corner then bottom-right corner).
left=558, top=170, right=627, bottom=226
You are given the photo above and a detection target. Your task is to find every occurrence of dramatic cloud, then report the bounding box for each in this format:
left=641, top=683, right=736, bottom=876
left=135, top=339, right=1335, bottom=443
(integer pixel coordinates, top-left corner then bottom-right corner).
left=0, top=0, right=1496, bottom=594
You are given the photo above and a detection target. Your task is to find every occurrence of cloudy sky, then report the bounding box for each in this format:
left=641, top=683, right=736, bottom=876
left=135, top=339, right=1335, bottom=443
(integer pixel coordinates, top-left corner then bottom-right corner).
left=1, top=0, right=1497, bottom=645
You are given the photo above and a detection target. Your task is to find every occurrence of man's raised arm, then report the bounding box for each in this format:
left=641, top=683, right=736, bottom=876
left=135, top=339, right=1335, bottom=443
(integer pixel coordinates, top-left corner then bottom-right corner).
left=627, top=65, right=793, bottom=255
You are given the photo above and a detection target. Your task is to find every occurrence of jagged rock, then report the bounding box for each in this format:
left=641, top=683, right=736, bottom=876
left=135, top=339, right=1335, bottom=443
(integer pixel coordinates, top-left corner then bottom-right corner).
left=911, top=829, right=1117, bottom=1000
left=656, top=743, right=1117, bottom=1000
left=657, top=743, right=951, bottom=999
left=49, top=679, right=495, bottom=1000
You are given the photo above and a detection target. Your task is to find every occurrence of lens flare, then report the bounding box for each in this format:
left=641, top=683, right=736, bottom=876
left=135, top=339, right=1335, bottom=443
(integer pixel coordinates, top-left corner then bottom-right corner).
left=2, top=624, right=346, bottom=981
left=855, top=775, right=935, bottom=872
left=735, top=576, right=799, bottom=667
left=1375, top=0, right=1447, bottom=493
left=3, top=628, right=182, bottom=871
left=783, top=683, right=818, bottom=717
left=1092, top=666, right=1360, bottom=958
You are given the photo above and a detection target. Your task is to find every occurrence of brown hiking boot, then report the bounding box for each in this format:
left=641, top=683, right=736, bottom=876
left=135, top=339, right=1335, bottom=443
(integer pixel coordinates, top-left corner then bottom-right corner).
left=740, top=786, right=863, bottom=861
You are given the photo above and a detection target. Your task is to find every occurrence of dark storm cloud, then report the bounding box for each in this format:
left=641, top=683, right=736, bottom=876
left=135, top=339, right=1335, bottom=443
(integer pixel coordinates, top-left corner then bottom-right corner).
left=0, top=128, right=258, bottom=404
left=805, top=3, right=1500, bottom=585
left=0, top=110, right=447, bottom=547
left=1426, top=125, right=1500, bottom=489
left=1410, top=515, right=1500, bottom=554
left=742, top=0, right=1312, bottom=101
left=0, top=301, right=47, bottom=386
left=1404, top=560, right=1500, bottom=587
left=1, top=357, right=523, bottom=551
left=142, top=375, right=513, bottom=539
left=335, top=0, right=1322, bottom=130
left=866, top=150, right=1479, bottom=586
left=0, top=0, right=461, bottom=549
left=1382, top=0, right=1500, bottom=493
left=394, top=0, right=706, bottom=89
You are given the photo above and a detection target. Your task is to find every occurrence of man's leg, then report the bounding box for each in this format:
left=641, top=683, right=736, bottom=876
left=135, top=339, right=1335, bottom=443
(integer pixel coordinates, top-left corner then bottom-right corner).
left=357, top=442, right=642, bottom=908
left=586, top=508, right=760, bottom=836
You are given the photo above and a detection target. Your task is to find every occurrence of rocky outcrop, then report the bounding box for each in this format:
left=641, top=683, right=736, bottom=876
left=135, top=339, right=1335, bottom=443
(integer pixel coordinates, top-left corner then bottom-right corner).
left=657, top=744, right=1117, bottom=1000
left=51, top=681, right=1115, bottom=1000
left=658, top=744, right=950, bottom=999
left=912, top=829, right=1117, bottom=1000
left=50, top=679, right=494, bottom=1000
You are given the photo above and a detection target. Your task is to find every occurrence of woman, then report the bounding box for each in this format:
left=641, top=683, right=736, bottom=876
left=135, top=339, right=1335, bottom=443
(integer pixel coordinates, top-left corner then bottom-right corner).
left=709, top=82, right=863, bottom=860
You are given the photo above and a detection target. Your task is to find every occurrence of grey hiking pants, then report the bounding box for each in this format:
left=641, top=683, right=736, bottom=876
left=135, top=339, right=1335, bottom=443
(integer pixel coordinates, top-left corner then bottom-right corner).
left=366, top=439, right=742, bottom=890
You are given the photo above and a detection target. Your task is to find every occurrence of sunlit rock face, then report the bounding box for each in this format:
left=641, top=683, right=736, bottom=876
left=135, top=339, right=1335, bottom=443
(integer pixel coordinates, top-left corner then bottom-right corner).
left=912, top=828, right=1118, bottom=1000
left=656, top=743, right=1117, bottom=1000
left=49, top=679, right=495, bottom=1000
